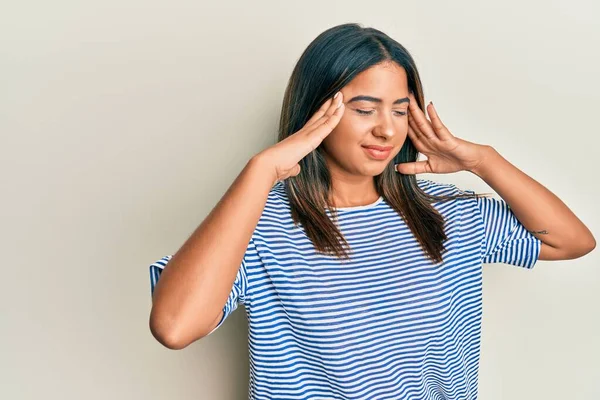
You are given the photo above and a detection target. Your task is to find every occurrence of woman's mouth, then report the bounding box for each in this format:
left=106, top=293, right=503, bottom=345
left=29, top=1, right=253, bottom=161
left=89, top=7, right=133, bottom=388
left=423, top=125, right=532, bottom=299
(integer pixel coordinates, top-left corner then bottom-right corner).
left=362, top=145, right=392, bottom=160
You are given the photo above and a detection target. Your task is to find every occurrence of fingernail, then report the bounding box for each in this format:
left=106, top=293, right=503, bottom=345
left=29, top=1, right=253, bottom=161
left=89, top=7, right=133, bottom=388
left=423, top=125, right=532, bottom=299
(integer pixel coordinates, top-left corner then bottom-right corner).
left=334, top=91, right=340, bottom=99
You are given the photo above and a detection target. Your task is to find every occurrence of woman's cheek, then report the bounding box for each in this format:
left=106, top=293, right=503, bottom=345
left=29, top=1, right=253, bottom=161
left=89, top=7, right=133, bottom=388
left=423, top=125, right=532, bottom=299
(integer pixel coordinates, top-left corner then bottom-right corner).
left=340, top=114, right=372, bottom=131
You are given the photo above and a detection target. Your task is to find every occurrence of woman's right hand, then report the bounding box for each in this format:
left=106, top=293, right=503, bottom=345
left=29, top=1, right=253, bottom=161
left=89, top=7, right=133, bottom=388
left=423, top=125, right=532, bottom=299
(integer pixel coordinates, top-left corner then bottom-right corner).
left=255, top=91, right=345, bottom=185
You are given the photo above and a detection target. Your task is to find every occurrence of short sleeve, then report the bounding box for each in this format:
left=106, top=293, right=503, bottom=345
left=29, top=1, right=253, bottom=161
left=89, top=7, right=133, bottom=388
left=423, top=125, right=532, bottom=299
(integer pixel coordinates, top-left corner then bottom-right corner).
left=475, top=195, right=542, bottom=268
left=148, top=239, right=256, bottom=336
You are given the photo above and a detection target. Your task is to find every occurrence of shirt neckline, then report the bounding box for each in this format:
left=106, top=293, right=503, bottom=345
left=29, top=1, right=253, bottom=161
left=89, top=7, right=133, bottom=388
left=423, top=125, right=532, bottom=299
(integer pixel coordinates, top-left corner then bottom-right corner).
left=328, top=196, right=384, bottom=211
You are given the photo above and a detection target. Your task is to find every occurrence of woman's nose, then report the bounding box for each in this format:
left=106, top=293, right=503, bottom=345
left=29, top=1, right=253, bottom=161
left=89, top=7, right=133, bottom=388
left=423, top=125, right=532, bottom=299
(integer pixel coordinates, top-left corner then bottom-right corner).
left=374, top=115, right=395, bottom=138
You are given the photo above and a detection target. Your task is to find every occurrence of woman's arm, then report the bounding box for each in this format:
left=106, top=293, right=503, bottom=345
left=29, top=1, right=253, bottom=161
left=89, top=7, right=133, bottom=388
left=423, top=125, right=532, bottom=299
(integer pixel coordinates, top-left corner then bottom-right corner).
left=149, top=156, right=275, bottom=349
left=398, top=93, right=595, bottom=261
left=470, top=146, right=596, bottom=261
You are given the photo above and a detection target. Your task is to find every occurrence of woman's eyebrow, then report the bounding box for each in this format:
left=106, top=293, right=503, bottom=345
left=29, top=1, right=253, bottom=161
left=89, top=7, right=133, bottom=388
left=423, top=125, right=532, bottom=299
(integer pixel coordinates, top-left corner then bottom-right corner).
left=347, top=95, right=410, bottom=105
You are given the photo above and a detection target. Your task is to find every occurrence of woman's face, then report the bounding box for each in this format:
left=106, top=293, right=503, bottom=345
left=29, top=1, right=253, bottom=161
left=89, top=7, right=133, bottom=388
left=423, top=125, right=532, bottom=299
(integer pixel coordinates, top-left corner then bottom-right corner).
left=320, top=61, right=410, bottom=179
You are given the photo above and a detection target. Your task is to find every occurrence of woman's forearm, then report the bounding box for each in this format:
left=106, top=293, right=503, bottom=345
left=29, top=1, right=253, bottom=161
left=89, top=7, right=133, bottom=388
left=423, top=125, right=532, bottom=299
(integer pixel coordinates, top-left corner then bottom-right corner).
left=149, top=156, right=276, bottom=349
left=470, top=146, right=595, bottom=260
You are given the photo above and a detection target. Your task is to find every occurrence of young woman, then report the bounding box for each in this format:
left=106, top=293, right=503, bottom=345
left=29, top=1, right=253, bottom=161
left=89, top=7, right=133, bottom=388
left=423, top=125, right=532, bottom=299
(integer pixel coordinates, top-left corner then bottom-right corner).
left=148, top=23, right=595, bottom=399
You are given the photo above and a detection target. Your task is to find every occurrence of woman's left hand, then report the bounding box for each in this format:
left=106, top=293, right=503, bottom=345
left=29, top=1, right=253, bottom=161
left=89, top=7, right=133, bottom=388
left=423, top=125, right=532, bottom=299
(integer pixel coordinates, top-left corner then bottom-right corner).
left=395, top=92, right=489, bottom=175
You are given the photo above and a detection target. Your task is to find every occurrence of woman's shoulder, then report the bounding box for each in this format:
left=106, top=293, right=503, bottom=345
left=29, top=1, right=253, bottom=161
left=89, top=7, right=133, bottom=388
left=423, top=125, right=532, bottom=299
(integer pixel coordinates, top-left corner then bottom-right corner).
left=266, top=181, right=289, bottom=208
left=416, top=178, right=475, bottom=196
left=255, top=182, right=293, bottom=223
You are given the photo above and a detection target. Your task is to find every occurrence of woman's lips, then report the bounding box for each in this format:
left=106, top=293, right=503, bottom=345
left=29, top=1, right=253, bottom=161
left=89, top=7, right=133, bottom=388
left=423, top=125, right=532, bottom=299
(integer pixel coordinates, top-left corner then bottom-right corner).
left=362, top=145, right=392, bottom=160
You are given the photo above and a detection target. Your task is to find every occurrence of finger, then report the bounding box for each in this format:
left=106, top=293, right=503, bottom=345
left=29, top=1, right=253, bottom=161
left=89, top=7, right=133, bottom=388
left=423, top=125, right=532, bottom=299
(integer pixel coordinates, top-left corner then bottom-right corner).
left=408, top=95, right=437, bottom=140
left=407, top=100, right=424, bottom=138
left=426, top=102, right=452, bottom=140
left=306, top=100, right=344, bottom=147
left=304, top=96, right=334, bottom=127
left=409, top=106, right=436, bottom=140
left=407, top=113, right=422, bottom=139
left=305, top=92, right=343, bottom=129
left=406, top=123, right=425, bottom=150
left=408, top=114, right=432, bottom=149
left=395, top=160, right=430, bottom=175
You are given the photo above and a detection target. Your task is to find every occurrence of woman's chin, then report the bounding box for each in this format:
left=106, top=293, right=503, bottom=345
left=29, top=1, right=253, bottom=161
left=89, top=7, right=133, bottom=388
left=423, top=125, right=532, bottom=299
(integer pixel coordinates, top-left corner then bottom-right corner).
left=358, top=164, right=390, bottom=177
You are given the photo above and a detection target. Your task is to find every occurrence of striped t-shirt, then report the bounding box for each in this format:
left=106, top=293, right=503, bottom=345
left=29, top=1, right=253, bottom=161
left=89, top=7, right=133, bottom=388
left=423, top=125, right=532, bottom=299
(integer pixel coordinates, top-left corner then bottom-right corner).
left=149, top=178, right=541, bottom=400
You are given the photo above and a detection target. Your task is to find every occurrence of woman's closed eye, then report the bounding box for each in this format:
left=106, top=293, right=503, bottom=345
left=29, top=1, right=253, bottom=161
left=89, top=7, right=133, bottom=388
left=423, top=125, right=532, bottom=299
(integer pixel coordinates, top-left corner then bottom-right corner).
left=355, top=109, right=407, bottom=116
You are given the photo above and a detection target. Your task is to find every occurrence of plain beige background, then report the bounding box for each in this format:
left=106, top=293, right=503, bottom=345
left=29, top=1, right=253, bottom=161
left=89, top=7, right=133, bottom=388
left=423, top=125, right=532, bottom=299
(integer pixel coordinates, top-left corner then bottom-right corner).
left=1, top=1, right=598, bottom=399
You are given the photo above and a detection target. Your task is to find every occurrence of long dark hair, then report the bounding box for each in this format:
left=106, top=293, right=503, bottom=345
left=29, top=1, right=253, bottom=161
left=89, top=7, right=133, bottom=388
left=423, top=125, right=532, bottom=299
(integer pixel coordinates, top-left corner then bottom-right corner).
left=278, top=23, right=486, bottom=264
